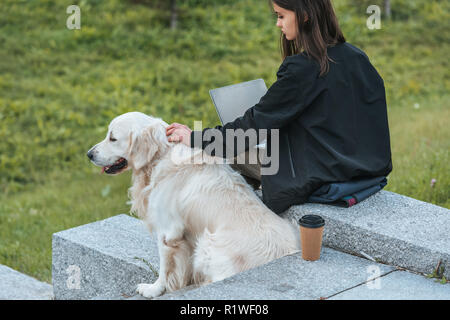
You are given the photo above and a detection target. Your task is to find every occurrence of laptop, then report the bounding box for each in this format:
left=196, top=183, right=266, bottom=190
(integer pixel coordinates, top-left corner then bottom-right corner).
left=209, top=79, right=268, bottom=125
left=209, top=79, right=268, bottom=150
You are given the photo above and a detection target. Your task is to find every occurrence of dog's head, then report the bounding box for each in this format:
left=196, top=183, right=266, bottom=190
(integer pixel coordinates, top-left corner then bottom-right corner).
left=87, top=112, right=170, bottom=174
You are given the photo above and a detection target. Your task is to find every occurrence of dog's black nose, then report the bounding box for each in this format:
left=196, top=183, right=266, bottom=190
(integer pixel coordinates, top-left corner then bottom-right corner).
left=87, top=151, right=94, bottom=160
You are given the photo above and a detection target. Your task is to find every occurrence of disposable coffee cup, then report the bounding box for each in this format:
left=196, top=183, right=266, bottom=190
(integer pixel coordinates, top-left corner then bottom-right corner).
left=299, top=215, right=325, bottom=261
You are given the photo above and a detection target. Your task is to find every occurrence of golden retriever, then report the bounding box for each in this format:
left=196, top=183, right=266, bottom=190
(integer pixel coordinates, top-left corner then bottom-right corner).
left=87, top=111, right=300, bottom=298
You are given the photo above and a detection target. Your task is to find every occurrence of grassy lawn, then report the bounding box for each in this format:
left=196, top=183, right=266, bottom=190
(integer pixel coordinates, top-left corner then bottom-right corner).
left=388, top=99, right=449, bottom=208
left=0, top=169, right=131, bottom=282
left=0, top=0, right=448, bottom=283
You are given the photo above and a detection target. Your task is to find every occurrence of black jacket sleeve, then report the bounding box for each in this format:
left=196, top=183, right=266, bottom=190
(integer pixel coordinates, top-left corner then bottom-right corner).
left=190, top=58, right=317, bottom=157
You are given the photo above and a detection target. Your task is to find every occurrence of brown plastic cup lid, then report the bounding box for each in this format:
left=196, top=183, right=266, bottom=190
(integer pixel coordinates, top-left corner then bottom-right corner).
left=299, top=215, right=325, bottom=228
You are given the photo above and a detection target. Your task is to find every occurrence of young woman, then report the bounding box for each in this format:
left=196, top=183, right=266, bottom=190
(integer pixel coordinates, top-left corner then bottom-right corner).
left=166, top=0, right=392, bottom=214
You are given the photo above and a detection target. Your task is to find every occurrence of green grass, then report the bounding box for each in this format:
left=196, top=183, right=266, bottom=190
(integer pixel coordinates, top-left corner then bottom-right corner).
left=388, top=99, right=449, bottom=208
left=0, top=168, right=131, bottom=282
left=0, top=0, right=449, bottom=282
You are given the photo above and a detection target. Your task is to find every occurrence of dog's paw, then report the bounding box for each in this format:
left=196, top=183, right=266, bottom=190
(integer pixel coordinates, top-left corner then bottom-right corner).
left=136, top=283, right=165, bottom=299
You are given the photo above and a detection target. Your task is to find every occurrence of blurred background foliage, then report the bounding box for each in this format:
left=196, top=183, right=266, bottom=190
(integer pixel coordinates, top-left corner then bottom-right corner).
left=0, top=0, right=449, bottom=282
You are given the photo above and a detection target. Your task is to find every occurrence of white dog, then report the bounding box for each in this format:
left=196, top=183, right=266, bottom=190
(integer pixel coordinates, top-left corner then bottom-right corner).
left=87, top=112, right=300, bottom=298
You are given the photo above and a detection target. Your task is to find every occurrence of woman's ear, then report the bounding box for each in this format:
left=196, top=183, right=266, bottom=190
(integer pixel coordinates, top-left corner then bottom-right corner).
left=128, top=123, right=168, bottom=171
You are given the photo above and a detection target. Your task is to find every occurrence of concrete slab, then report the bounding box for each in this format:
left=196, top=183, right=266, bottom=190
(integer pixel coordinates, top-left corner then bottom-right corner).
left=52, top=214, right=159, bottom=300
left=156, top=247, right=395, bottom=300
left=330, top=270, right=450, bottom=300
left=262, top=190, right=450, bottom=278
left=0, top=265, right=53, bottom=300
left=53, top=187, right=450, bottom=300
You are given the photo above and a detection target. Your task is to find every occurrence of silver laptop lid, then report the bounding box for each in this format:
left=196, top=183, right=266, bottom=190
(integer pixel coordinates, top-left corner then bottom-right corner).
left=209, top=79, right=268, bottom=125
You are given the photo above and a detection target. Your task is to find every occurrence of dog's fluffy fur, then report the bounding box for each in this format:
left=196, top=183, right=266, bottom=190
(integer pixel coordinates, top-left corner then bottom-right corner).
left=87, top=112, right=300, bottom=298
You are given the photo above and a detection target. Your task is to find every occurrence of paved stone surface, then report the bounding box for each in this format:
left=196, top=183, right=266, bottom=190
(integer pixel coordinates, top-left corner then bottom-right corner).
left=330, top=270, right=450, bottom=300
left=156, top=247, right=395, bottom=300
left=92, top=284, right=201, bottom=300
left=256, top=190, right=450, bottom=279
left=53, top=188, right=450, bottom=300
left=0, top=265, right=53, bottom=300
left=52, top=214, right=159, bottom=300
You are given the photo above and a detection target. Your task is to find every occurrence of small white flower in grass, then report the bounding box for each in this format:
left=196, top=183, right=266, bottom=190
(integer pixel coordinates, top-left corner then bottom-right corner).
left=414, top=103, right=420, bottom=109
left=430, top=178, right=437, bottom=188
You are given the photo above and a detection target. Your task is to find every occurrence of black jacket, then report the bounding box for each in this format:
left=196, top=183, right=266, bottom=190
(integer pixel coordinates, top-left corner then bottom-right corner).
left=190, top=42, right=392, bottom=214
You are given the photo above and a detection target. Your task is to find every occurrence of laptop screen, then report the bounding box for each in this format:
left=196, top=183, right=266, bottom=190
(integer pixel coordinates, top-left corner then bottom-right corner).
left=209, top=79, right=268, bottom=125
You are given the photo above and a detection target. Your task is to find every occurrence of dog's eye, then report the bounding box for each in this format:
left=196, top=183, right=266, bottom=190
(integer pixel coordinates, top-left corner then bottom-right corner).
left=110, top=136, right=117, bottom=142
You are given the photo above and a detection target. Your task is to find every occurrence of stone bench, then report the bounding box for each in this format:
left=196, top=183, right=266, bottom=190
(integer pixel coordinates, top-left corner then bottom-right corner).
left=52, top=214, right=159, bottom=300
left=272, top=190, right=450, bottom=279
left=156, top=249, right=450, bottom=300
left=0, top=265, right=53, bottom=300
left=52, top=190, right=449, bottom=299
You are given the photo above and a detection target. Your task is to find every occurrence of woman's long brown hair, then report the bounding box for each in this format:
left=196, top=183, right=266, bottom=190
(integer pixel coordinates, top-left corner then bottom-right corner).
left=269, top=0, right=346, bottom=76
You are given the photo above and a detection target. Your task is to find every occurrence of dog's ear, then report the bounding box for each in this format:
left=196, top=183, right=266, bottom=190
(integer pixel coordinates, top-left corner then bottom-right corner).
left=129, top=122, right=167, bottom=171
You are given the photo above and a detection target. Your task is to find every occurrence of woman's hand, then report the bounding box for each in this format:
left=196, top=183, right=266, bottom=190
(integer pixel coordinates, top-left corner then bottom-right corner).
left=166, top=123, right=192, bottom=147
